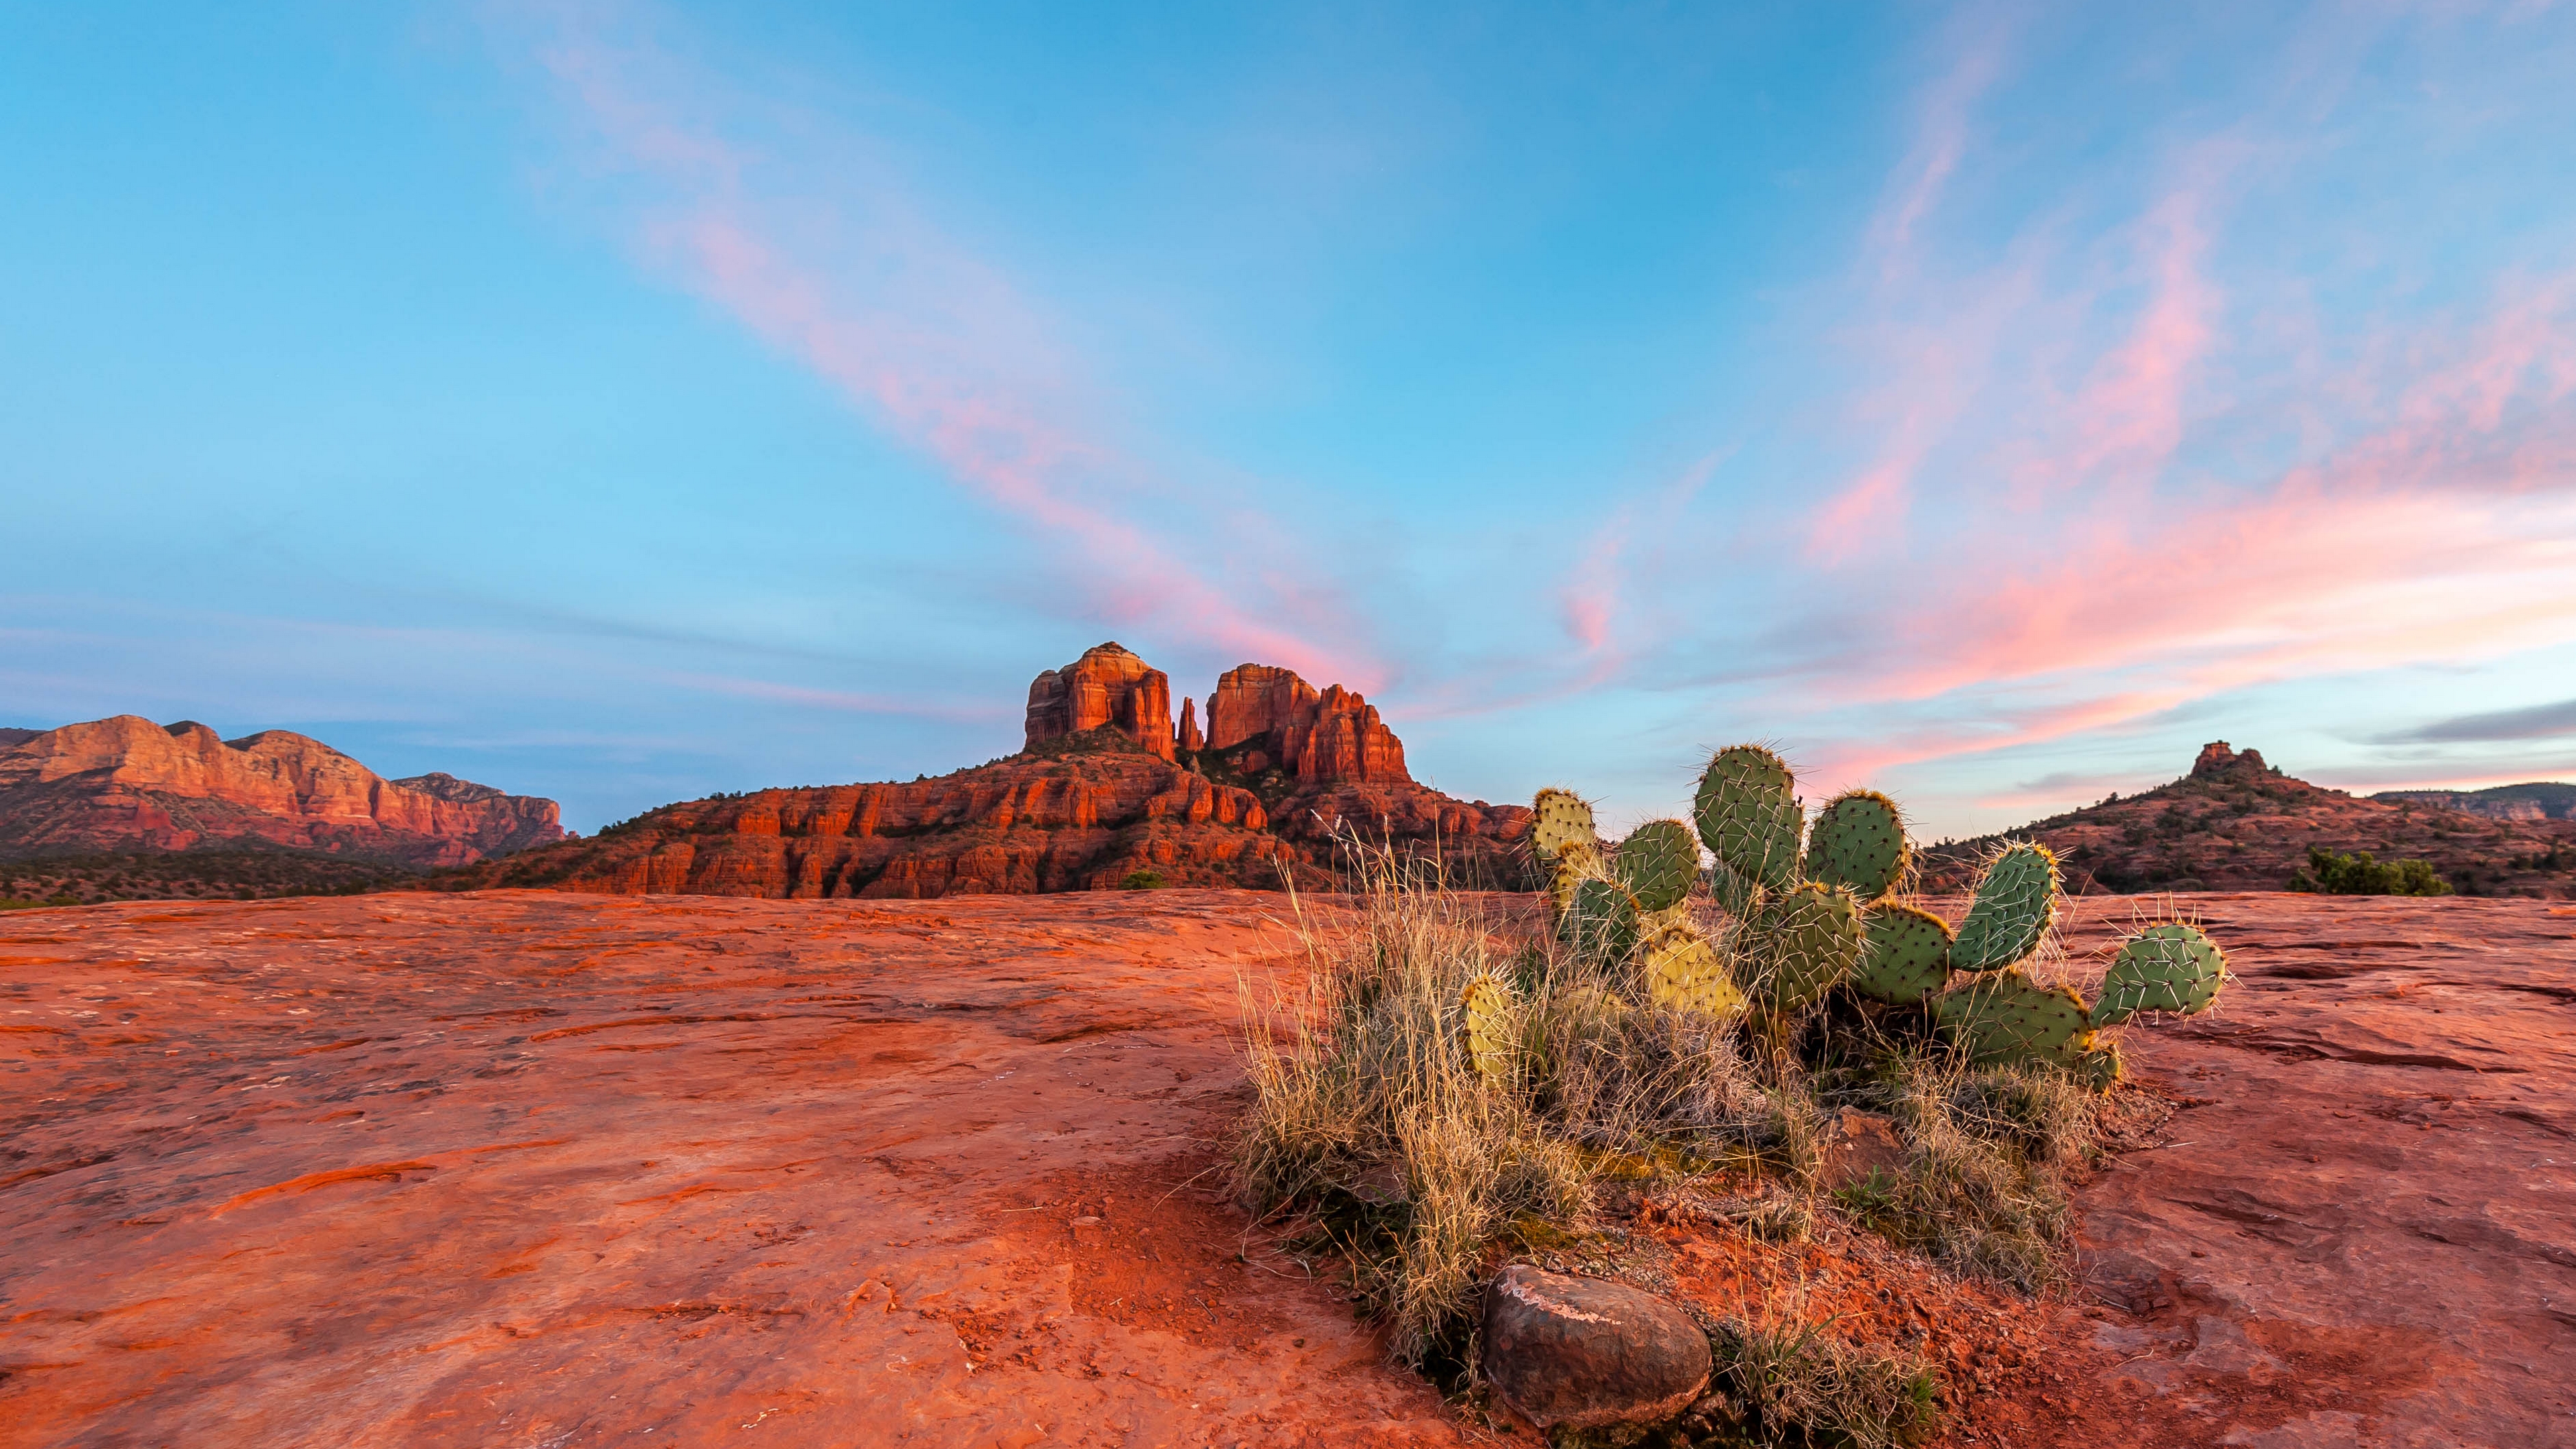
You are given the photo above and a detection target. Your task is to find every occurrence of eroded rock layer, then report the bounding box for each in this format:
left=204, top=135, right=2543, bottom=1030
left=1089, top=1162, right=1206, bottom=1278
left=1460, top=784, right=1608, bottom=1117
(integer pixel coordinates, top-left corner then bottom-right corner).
left=0, top=716, right=564, bottom=868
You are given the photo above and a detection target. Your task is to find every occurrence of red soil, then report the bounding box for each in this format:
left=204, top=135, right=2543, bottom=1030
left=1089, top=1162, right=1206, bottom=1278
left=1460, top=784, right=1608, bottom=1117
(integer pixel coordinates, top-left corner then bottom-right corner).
left=3, top=890, right=2571, bottom=1447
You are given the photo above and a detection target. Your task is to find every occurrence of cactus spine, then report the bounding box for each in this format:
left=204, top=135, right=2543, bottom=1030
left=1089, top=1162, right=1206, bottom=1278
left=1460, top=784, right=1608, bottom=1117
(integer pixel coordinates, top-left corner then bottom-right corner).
left=1558, top=877, right=1642, bottom=965
left=1750, top=882, right=1866, bottom=1014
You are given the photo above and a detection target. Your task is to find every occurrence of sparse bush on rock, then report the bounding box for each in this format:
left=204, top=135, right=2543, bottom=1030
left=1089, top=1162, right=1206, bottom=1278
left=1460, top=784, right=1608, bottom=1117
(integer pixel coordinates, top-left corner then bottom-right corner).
left=2290, top=846, right=2453, bottom=896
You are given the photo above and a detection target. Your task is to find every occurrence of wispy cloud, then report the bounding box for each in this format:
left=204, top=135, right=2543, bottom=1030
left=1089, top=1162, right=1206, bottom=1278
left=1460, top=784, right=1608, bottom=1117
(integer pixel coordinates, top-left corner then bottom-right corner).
left=2379, top=696, right=2576, bottom=744
left=492, top=1, right=1378, bottom=687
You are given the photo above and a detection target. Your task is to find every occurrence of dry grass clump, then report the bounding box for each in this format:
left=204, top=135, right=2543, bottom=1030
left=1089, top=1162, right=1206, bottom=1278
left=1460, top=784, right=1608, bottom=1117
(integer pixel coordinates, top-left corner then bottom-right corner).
left=1713, top=1318, right=1941, bottom=1449
left=1238, top=854, right=1774, bottom=1364
left=1826, top=1051, right=2100, bottom=1292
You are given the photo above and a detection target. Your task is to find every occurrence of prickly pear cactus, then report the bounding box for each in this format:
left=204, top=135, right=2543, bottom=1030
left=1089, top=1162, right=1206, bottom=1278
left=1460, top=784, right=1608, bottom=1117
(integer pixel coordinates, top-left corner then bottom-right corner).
left=1951, top=842, right=2059, bottom=972
left=2092, top=922, right=2227, bottom=1027
left=1546, top=840, right=1605, bottom=918
left=1531, top=788, right=1599, bottom=863
left=1709, top=860, right=1764, bottom=921
left=1558, top=877, right=1642, bottom=965
left=1462, top=973, right=1516, bottom=1084
left=1693, top=745, right=1805, bottom=892
left=1750, top=881, right=1865, bottom=1014
left=1804, top=790, right=1909, bottom=901
left=1933, top=970, right=2094, bottom=1069
left=1640, top=918, right=1748, bottom=1021
left=1854, top=903, right=1954, bottom=1004
left=1615, top=819, right=1701, bottom=913
left=2078, top=1040, right=2123, bottom=1093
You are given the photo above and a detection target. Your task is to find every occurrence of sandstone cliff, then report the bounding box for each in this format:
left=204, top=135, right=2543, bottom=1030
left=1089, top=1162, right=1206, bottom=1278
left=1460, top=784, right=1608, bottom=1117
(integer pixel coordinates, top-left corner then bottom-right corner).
left=462, top=645, right=1530, bottom=899
left=1923, top=741, right=2576, bottom=896
left=0, top=716, right=566, bottom=868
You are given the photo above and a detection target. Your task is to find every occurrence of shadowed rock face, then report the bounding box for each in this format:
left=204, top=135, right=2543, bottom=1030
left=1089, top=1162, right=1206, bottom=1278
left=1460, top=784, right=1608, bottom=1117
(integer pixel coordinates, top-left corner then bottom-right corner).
left=0, top=716, right=564, bottom=868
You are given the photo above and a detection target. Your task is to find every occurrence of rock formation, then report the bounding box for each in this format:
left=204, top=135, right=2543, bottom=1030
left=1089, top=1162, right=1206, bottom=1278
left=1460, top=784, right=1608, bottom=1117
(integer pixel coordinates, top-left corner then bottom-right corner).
left=1924, top=742, right=2576, bottom=896
left=1024, top=643, right=1173, bottom=761
left=464, top=645, right=1531, bottom=899
left=1203, top=664, right=1406, bottom=782
left=1480, top=1266, right=1712, bottom=1432
left=0, top=716, right=565, bottom=868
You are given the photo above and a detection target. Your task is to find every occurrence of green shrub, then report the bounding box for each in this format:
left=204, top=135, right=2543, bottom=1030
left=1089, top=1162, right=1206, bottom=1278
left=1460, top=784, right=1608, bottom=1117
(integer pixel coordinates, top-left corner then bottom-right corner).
left=1118, top=869, right=1167, bottom=890
left=2288, top=847, right=2453, bottom=896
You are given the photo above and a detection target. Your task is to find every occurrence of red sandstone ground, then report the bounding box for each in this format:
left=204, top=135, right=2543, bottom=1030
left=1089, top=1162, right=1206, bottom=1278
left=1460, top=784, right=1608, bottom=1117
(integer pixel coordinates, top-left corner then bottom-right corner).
left=3, top=892, right=2571, bottom=1447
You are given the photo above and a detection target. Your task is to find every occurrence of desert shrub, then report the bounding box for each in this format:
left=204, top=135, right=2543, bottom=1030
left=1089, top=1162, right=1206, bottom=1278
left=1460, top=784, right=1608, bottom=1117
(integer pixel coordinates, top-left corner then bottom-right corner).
left=2288, top=847, right=2452, bottom=896
left=1236, top=852, right=1768, bottom=1366
left=1118, top=869, right=1167, bottom=890
left=1713, top=1317, right=1941, bottom=1449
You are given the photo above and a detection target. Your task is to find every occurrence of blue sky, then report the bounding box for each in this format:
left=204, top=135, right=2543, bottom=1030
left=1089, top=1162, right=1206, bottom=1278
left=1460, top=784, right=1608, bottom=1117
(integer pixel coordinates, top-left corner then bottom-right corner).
left=6, top=1, right=2575, bottom=837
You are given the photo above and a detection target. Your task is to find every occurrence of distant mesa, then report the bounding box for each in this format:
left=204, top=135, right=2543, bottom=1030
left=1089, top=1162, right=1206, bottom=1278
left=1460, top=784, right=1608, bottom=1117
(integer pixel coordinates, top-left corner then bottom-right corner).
left=1927, top=741, right=2576, bottom=898
left=0, top=716, right=566, bottom=869
left=465, top=643, right=1528, bottom=899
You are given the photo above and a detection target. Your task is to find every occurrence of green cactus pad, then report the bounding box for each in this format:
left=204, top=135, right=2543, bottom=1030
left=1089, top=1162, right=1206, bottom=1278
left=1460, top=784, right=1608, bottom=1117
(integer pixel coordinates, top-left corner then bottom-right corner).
left=1641, top=918, right=1748, bottom=1021
left=1951, top=841, right=2060, bottom=972
left=2094, top=922, right=2227, bottom=1026
left=1804, top=790, right=1910, bottom=902
left=1558, top=877, right=1642, bottom=965
left=1615, top=818, right=1701, bottom=913
left=1854, top=903, right=1954, bottom=1004
left=1693, top=745, right=1805, bottom=892
left=1933, top=970, right=2094, bottom=1069
left=1462, top=973, right=1516, bottom=1084
left=2078, top=1040, right=2123, bottom=1093
left=1709, top=860, right=1764, bottom=920
left=1750, top=881, right=1865, bottom=1014
left=1531, top=788, right=1599, bottom=863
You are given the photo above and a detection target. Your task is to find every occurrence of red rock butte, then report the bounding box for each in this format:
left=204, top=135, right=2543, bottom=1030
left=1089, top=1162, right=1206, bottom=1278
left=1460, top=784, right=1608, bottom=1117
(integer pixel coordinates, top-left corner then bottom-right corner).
left=462, top=644, right=1529, bottom=899
left=0, top=715, right=564, bottom=868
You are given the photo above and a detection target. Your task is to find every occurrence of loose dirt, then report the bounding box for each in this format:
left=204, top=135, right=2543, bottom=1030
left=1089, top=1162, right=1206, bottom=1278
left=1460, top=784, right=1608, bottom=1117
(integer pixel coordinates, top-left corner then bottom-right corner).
left=3, top=890, right=2570, bottom=1447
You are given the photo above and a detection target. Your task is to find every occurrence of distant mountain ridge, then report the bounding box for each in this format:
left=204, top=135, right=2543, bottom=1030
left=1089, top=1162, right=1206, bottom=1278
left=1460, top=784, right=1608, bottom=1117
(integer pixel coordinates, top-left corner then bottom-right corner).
left=458, top=642, right=1529, bottom=898
left=2371, top=782, right=2576, bottom=822
left=1923, top=741, right=2576, bottom=896
left=0, top=716, right=566, bottom=869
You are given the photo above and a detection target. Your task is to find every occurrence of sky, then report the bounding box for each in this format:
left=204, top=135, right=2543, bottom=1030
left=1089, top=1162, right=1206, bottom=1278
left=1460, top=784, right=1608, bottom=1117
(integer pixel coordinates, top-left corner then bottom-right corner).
left=5, top=1, right=2575, bottom=838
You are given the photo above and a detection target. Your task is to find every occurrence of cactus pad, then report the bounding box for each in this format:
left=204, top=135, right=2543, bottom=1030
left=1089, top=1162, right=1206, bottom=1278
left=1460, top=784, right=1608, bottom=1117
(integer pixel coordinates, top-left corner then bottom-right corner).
left=1615, top=819, right=1701, bottom=912
left=1854, top=903, right=1954, bottom=1004
left=1951, top=841, right=2059, bottom=972
left=1933, top=970, right=2094, bottom=1069
left=1750, top=881, right=1865, bottom=1014
left=1558, top=877, right=1642, bottom=965
left=1641, top=919, right=1748, bottom=1021
left=1531, top=788, right=1599, bottom=863
left=1804, top=790, right=1910, bottom=902
left=1546, top=841, right=1605, bottom=918
left=1693, top=745, right=1805, bottom=892
left=2078, top=1040, right=2123, bottom=1093
left=2093, top=922, right=2227, bottom=1026
left=1709, top=860, right=1764, bottom=920
left=1462, top=973, right=1516, bottom=1084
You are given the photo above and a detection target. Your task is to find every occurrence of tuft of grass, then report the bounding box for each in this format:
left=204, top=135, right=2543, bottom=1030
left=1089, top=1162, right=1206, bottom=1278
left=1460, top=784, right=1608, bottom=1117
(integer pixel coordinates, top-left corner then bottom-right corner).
left=1713, top=1318, right=1941, bottom=1449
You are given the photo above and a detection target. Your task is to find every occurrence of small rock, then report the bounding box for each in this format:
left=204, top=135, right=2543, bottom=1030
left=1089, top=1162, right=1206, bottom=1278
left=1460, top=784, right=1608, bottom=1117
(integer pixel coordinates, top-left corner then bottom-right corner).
left=1819, top=1107, right=1908, bottom=1191
left=1481, top=1265, right=1711, bottom=1432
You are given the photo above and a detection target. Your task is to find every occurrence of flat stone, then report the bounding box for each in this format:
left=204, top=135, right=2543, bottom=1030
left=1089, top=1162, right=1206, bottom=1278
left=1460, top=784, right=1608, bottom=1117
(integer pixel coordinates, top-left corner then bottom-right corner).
left=1819, top=1106, right=1909, bottom=1191
left=1481, top=1265, right=1711, bottom=1431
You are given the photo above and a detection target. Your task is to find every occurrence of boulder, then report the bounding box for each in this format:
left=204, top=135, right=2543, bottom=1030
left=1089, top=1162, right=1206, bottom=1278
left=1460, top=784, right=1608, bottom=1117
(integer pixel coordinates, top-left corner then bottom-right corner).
left=1481, top=1265, right=1711, bottom=1432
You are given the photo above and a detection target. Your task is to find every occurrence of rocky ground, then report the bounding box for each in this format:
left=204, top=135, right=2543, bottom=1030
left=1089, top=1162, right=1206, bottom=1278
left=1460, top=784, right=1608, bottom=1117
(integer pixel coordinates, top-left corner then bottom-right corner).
left=3, top=890, right=2570, bottom=1447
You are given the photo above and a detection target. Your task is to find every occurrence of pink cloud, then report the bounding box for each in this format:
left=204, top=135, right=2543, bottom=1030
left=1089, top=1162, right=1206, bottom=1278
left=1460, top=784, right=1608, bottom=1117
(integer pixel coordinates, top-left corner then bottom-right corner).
left=501, top=3, right=1377, bottom=688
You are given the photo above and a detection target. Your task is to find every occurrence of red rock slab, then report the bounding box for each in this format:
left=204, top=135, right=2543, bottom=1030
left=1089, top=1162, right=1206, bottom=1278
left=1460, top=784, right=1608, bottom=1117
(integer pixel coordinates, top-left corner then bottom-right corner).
left=0, top=890, right=1460, bottom=1448
left=2055, top=893, right=2576, bottom=1448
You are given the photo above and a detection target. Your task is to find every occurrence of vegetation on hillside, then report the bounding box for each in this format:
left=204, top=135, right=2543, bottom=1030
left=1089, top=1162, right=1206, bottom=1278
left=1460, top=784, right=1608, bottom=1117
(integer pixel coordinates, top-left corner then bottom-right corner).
left=2288, top=847, right=2453, bottom=896
left=0, top=849, right=416, bottom=907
